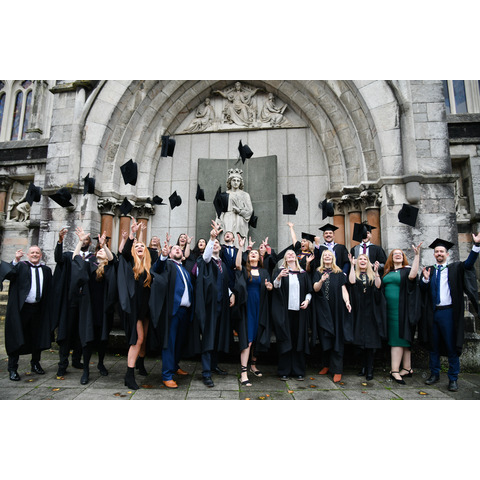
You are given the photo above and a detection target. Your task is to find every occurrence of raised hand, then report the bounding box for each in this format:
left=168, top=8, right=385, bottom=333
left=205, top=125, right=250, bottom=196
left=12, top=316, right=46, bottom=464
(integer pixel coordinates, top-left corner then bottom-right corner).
left=422, top=266, right=431, bottom=281
left=58, top=228, right=68, bottom=242
left=412, top=242, right=423, bottom=255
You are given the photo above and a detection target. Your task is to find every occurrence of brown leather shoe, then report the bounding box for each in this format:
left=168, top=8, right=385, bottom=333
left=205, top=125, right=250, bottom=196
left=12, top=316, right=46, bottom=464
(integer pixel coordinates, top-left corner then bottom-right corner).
left=163, top=380, right=178, bottom=388
left=176, top=368, right=189, bottom=376
left=318, top=367, right=329, bottom=375
left=333, top=374, right=342, bottom=383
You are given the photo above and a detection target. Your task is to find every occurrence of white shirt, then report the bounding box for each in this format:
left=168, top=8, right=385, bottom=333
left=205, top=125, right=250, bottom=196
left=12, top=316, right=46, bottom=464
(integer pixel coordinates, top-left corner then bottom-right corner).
left=13, top=260, right=44, bottom=304
left=274, top=270, right=312, bottom=311
left=160, top=255, right=191, bottom=307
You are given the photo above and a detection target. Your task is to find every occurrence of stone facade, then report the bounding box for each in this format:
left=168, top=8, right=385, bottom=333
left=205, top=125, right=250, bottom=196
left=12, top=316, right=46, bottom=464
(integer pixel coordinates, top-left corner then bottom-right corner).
left=1, top=79, right=479, bottom=366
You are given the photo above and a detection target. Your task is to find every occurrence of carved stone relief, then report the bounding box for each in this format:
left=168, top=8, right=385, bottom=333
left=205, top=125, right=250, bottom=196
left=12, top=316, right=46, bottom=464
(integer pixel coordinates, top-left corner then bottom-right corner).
left=7, top=181, right=31, bottom=222
left=179, top=82, right=304, bottom=134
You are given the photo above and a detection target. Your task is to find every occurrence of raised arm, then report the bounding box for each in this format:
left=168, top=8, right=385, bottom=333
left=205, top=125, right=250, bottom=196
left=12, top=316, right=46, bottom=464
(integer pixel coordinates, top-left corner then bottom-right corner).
left=409, top=242, right=423, bottom=280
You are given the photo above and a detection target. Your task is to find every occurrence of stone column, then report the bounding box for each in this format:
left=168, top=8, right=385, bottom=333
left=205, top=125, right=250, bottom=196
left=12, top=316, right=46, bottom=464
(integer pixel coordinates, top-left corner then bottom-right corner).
left=366, top=208, right=381, bottom=245
left=0, top=176, right=13, bottom=221
left=134, top=202, right=155, bottom=245
left=119, top=216, right=132, bottom=249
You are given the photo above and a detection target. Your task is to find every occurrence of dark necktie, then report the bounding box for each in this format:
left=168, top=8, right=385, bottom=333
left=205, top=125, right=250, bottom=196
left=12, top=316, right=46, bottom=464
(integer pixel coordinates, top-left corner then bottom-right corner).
left=33, top=265, right=41, bottom=302
left=362, top=243, right=367, bottom=254
left=214, top=258, right=223, bottom=273
left=434, top=265, right=446, bottom=305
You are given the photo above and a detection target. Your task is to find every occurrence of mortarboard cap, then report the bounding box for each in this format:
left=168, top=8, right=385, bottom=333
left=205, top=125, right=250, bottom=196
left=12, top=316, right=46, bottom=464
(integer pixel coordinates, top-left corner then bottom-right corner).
left=169, top=191, right=182, bottom=209
left=196, top=184, right=205, bottom=202
left=249, top=212, right=258, bottom=229
left=301, top=232, right=316, bottom=243
left=428, top=238, right=455, bottom=250
left=152, top=195, right=167, bottom=205
left=398, top=203, right=419, bottom=227
left=238, top=140, right=254, bottom=163
left=26, top=182, right=42, bottom=205
left=320, top=198, right=334, bottom=219
left=352, top=223, right=376, bottom=243
left=282, top=194, right=298, bottom=215
left=161, top=136, right=176, bottom=157
left=213, top=186, right=229, bottom=217
left=319, top=223, right=338, bottom=232
left=120, top=159, right=138, bottom=186
left=49, top=187, right=74, bottom=208
left=83, top=173, right=95, bottom=195
left=119, top=197, right=134, bottom=215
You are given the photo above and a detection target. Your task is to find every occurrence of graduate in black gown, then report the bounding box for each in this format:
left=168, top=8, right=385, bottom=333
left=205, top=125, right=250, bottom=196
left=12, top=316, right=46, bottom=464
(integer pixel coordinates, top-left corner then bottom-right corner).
left=70, top=227, right=117, bottom=384
left=234, top=235, right=273, bottom=386
left=117, top=219, right=152, bottom=390
left=347, top=253, right=386, bottom=380
left=3, top=246, right=53, bottom=381
left=313, top=249, right=352, bottom=383
left=272, top=249, right=312, bottom=381
left=314, top=223, right=350, bottom=275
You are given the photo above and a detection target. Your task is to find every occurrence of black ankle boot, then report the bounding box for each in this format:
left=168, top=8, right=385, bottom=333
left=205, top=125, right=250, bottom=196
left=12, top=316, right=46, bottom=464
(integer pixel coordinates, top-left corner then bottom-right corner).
left=135, top=356, right=148, bottom=376
left=124, top=367, right=139, bottom=390
left=81, top=368, right=89, bottom=385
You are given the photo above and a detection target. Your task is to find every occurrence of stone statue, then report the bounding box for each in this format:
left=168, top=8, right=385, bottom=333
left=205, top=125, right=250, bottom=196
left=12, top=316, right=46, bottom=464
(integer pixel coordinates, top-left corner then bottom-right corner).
left=8, top=188, right=30, bottom=222
left=260, top=92, right=287, bottom=127
left=214, top=82, right=260, bottom=127
left=216, top=168, right=253, bottom=250
left=184, top=97, right=216, bottom=133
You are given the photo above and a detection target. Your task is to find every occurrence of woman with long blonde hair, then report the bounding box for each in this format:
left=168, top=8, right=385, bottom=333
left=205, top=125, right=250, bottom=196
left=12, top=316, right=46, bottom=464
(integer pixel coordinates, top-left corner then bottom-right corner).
left=118, top=219, right=152, bottom=390
left=313, top=249, right=352, bottom=383
left=348, top=253, right=386, bottom=381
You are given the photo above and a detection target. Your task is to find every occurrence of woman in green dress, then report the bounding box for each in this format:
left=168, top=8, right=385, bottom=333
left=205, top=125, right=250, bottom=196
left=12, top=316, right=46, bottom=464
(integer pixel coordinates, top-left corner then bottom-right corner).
left=382, top=244, right=422, bottom=384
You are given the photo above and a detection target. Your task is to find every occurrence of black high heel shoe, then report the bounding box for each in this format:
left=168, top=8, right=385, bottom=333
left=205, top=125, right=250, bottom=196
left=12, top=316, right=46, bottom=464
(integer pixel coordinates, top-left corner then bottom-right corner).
left=400, top=368, right=413, bottom=378
left=124, top=367, right=139, bottom=390
left=389, top=371, right=406, bottom=385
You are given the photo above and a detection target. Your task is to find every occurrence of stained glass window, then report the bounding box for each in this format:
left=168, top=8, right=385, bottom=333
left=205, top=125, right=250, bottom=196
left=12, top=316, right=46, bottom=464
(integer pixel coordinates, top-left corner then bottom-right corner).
left=10, top=91, right=23, bottom=141
left=21, top=90, right=32, bottom=139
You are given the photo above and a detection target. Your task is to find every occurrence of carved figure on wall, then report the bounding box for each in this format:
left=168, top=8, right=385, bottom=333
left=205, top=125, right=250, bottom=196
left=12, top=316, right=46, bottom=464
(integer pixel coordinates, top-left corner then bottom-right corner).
left=184, top=97, right=216, bottom=133
left=260, top=92, right=287, bottom=127
left=214, top=82, right=260, bottom=127
left=7, top=188, right=30, bottom=222
left=216, top=168, right=253, bottom=250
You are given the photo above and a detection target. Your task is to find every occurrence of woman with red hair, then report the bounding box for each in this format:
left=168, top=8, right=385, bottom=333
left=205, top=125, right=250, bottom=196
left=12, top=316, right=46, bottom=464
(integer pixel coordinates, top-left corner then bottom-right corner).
left=382, top=244, right=422, bottom=384
left=118, top=219, right=152, bottom=390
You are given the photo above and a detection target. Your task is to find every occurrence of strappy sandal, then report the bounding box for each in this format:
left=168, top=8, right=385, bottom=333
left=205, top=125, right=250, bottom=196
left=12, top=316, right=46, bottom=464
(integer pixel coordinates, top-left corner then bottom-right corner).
left=249, top=360, right=263, bottom=377
left=399, top=368, right=413, bottom=377
left=239, top=365, right=252, bottom=386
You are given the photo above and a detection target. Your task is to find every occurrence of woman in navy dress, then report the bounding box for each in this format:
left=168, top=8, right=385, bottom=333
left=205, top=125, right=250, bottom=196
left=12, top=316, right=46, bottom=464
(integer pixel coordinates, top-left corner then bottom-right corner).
left=235, top=235, right=273, bottom=386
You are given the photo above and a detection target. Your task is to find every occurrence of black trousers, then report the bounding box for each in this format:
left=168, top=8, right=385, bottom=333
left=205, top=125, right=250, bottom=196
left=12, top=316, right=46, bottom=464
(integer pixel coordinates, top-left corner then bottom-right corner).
left=8, top=303, right=42, bottom=371
left=278, top=310, right=306, bottom=377
left=58, top=305, right=82, bottom=368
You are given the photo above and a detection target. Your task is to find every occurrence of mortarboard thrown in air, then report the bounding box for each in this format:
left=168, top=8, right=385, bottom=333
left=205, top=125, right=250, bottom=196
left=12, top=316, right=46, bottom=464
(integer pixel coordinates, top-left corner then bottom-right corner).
left=153, top=195, right=167, bottom=205
left=49, top=187, right=74, bottom=208
left=282, top=194, right=298, bottom=215
left=320, top=198, right=334, bottom=219
left=196, top=184, right=205, bottom=202
left=238, top=140, right=254, bottom=164
left=26, top=182, right=42, bottom=205
left=120, top=159, right=138, bottom=186
left=301, top=232, right=316, bottom=243
left=161, top=136, right=176, bottom=158
left=352, top=222, right=376, bottom=243
left=119, top=197, right=134, bottom=215
left=169, top=191, right=182, bottom=209
left=213, top=186, right=229, bottom=217
left=398, top=203, right=419, bottom=227
left=249, top=211, right=258, bottom=228
left=83, top=173, right=95, bottom=195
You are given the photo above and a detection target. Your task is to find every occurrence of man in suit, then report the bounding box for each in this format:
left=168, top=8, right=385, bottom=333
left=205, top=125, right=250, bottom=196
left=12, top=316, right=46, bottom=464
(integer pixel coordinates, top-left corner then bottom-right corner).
left=420, top=234, right=480, bottom=392
left=220, top=230, right=238, bottom=291
left=151, top=243, right=193, bottom=388
left=350, top=223, right=387, bottom=274
left=314, top=223, right=350, bottom=274
left=194, top=222, right=235, bottom=387
left=4, top=246, right=53, bottom=381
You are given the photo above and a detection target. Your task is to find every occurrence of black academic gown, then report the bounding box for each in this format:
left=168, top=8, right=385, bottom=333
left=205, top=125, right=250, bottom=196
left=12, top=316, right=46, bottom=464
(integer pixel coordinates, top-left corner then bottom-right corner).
left=70, top=256, right=118, bottom=347
left=234, top=267, right=271, bottom=353
left=117, top=237, right=151, bottom=346
left=271, top=269, right=312, bottom=355
left=314, top=244, right=350, bottom=274
left=419, top=255, right=479, bottom=355
left=149, top=258, right=194, bottom=356
left=349, top=277, right=387, bottom=349
left=193, top=255, right=232, bottom=355
left=350, top=244, right=387, bottom=274
left=3, top=261, right=53, bottom=356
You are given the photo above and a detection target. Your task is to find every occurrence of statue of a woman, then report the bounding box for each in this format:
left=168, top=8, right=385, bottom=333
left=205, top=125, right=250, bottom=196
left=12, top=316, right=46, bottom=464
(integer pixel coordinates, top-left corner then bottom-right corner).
left=216, top=168, right=253, bottom=250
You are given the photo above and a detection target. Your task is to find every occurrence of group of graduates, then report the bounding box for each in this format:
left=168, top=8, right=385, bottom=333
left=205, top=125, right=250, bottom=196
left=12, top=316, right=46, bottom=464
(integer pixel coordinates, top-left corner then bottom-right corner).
left=2, top=217, right=480, bottom=393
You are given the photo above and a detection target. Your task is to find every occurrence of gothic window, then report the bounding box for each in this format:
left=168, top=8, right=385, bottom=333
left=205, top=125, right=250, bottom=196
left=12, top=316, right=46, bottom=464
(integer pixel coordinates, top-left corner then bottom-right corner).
left=444, top=80, right=480, bottom=114
left=10, top=90, right=23, bottom=140
left=2, top=80, right=34, bottom=141
left=0, top=92, right=5, bottom=137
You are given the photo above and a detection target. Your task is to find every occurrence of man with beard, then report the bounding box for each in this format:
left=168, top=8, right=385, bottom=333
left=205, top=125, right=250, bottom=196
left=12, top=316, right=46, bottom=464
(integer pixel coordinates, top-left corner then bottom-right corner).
left=314, top=223, right=349, bottom=274
left=420, top=234, right=480, bottom=392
